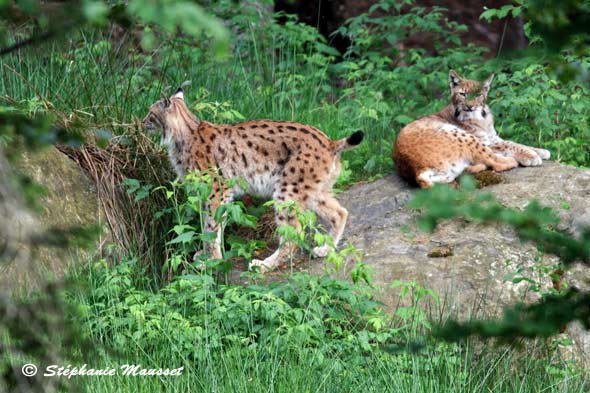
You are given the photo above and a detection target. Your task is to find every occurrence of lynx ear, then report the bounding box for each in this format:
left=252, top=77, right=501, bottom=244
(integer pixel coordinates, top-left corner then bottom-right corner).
left=449, top=70, right=462, bottom=89
left=171, top=80, right=191, bottom=100
left=482, top=73, right=494, bottom=95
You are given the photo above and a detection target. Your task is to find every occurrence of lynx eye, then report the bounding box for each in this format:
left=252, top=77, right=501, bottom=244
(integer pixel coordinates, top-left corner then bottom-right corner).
left=481, top=109, right=487, bottom=117
left=459, top=92, right=467, bottom=97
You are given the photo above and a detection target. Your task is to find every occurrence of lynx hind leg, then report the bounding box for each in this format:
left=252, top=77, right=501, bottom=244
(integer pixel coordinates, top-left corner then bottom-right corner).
left=466, top=164, right=487, bottom=174
left=416, top=171, right=434, bottom=189
left=250, top=201, right=302, bottom=273
left=307, top=191, right=348, bottom=257
left=416, top=166, right=464, bottom=189
left=250, top=162, right=308, bottom=272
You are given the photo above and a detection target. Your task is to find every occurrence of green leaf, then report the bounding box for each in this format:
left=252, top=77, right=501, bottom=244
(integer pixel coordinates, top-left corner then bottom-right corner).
left=166, top=231, right=196, bottom=245
left=122, top=178, right=140, bottom=194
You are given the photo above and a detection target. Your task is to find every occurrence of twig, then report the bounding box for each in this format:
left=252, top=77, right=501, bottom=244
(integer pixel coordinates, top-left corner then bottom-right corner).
left=496, top=17, right=509, bottom=58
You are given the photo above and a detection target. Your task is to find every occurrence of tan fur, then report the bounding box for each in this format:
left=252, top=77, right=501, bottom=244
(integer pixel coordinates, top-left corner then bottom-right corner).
left=143, top=88, right=363, bottom=272
left=393, top=70, right=518, bottom=188
left=451, top=73, right=551, bottom=166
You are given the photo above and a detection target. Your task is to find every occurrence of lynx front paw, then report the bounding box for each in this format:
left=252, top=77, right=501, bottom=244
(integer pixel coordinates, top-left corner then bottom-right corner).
left=313, top=244, right=333, bottom=258
left=250, top=257, right=280, bottom=273
left=536, top=148, right=551, bottom=160
left=519, top=154, right=542, bottom=167
left=494, top=157, right=518, bottom=172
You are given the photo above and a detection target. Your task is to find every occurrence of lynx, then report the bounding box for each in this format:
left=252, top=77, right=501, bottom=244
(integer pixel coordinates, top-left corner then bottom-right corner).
left=449, top=71, right=550, bottom=166
left=143, top=85, right=364, bottom=272
left=393, top=70, right=548, bottom=188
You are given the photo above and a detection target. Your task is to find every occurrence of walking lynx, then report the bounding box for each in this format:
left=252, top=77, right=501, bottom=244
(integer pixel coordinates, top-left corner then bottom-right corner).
left=143, top=85, right=364, bottom=272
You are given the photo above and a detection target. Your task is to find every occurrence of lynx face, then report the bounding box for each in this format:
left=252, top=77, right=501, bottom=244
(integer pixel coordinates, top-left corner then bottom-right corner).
left=449, top=70, right=494, bottom=131
left=142, top=93, right=195, bottom=147
left=447, top=70, right=549, bottom=166
left=142, top=99, right=168, bottom=134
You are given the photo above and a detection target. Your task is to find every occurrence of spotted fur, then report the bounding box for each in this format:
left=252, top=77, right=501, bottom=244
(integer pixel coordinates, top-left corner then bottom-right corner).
left=143, top=87, right=364, bottom=272
left=450, top=71, right=550, bottom=166
left=393, top=70, right=519, bottom=188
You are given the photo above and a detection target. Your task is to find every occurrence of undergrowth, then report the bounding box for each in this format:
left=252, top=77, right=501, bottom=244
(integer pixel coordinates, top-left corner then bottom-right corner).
left=60, top=172, right=587, bottom=392
left=64, top=256, right=587, bottom=393
left=2, top=1, right=590, bottom=392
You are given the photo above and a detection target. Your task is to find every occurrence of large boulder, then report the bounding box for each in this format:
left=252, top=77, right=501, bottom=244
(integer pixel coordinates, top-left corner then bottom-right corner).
left=0, top=147, right=103, bottom=292
left=303, top=161, right=590, bottom=364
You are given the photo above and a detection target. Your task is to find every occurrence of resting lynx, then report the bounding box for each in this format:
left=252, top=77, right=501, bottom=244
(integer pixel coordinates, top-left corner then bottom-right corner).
left=393, top=70, right=518, bottom=188
left=143, top=85, right=364, bottom=272
left=393, top=70, right=550, bottom=188
left=449, top=71, right=550, bottom=166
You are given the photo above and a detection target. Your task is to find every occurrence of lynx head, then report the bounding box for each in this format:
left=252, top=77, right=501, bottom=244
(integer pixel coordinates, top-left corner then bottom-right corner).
left=142, top=81, right=195, bottom=145
left=448, top=70, right=494, bottom=128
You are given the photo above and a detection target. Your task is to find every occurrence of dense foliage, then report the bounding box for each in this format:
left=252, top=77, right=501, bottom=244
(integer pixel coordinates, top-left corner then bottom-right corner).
left=1, top=0, right=590, bottom=392
left=2, top=0, right=589, bottom=174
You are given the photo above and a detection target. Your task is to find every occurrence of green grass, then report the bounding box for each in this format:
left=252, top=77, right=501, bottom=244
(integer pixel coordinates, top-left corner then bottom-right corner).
left=2, top=22, right=588, bottom=175
left=62, top=259, right=587, bottom=393
left=0, top=27, right=396, bottom=180
left=63, top=345, right=587, bottom=393
left=0, top=29, right=357, bottom=131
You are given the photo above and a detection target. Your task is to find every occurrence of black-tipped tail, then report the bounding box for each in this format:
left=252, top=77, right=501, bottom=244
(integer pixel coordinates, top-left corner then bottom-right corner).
left=347, top=130, right=364, bottom=146
left=334, top=130, right=365, bottom=153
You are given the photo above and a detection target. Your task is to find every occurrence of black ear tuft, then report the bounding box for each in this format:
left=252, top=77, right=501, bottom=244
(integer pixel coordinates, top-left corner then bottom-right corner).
left=449, top=70, right=461, bottom=88
left=347, top=130, right=364, bottom=146
left=176, top=80, right=192, bottom=94
left=172, top=80, right=191, bottom=100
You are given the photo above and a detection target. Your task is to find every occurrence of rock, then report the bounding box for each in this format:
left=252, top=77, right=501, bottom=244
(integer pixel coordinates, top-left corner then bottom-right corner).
left=0, top=147, right=104, bottom=292
left=301, top=162, right=590, bottom=364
